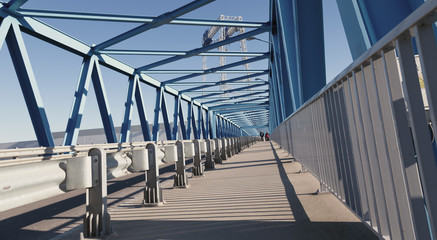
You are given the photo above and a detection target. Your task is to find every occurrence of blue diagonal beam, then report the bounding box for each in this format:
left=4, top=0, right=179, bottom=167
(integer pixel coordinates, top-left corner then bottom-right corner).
left=137, top=27, right=269, bottom=71
left=135, top=79, right=152, bottom=141
left=6, top=0, right=27, bottom=11
left=64, top=57, right=95, bottom=146
left=192, top=83, right=268, bottom=100
left=7, top=21, right=54, bottom=147
left=201, top=90, right=268, bottom=104
left=120, top=75, right=138, bottom=143
left=161, top=91, right=172, bottom=140
left=92, top=59, right=118, bottom=143
left=180, top=71, right=268, bottom=93
left=172, top=95, right=180, bottom=140
left=18, top=9, right=266, bottom=28
left=162, top=54, right=269, bottom=84
left=94, top=0, right=214, bottom=50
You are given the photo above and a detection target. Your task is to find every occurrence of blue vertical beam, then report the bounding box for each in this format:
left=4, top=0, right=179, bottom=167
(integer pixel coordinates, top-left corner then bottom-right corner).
left=186, top=101, right=193, bottom=139
left=271, top=8, right=295, bottom=116
left=134, top=79, right=151, bottom=141
left=275, top=0, right=326, bottom=106
left=120, top=75, right=138, bottom=143
left=336, top=0, right=424, bottom=59
left=178, top=97, right=188, bottom=140
left=197, top=105, right=202, bottom=139
left=217, top=116, right=221, bottom=138
left=160, top=91, right=172, bottom=140
left=205, top=110, right=210, bottom=139
left=200, top=108, right=206, bottom=139
left=152, top=88, right=163, bottom=141
left=191, top=106, right=199, bottom=139
left=172, top=95, right=180, bottom=140
left=7, top=21, right=54, bottom=147
left=211, top=111, right=216, bottom=139
left=91, top=60, right=117, bottom=143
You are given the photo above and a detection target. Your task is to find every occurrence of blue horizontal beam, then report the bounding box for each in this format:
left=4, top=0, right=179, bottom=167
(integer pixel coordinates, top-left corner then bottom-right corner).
left=142, top=69, right=267, bottom=74
left=209, top=101, right=269, bottom=111
left=193, top=83, right=268, bottom=99
left=180, top=71, right=268, bottom=92
left=99, top=49, right=267, bottom=57
left=163, top=54, right=269, bottom=84
left=137, top=27, right=270, bottom=71
left=167, top=81, right=267, bottom=86
left=201, top=90, right=268, bottom=104
left=18, top=9, right=267, bottom=28
left=240, top=125, right=268, bottom=129
left=217, top=106, right=269, bottom=114
left=94, top=0, right=214, bottom=50
left=223, top=109, right=269, bottom=117
left=207, top=97, right=269, bottom=106
left=184, top=89, right=267, bottom=93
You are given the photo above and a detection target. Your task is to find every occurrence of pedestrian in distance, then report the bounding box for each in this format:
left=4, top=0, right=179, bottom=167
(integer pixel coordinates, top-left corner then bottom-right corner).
left=260, top=131, right=264, bottom=141
left=265, top=132, right=270, bottom=141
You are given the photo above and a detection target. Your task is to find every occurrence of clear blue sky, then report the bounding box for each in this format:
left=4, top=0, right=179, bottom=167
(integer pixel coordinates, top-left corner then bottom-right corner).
left=0, top=0, right=352, bottom=143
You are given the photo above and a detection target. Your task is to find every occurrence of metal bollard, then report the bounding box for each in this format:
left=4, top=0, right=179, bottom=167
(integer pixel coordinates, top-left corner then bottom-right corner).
left=83, top=148, right=111, bottom=238
left=214, top=138, right=222, bottom=164
left=174, top=141, right=189, bottom=188
left=221, top=138, right=227, bottom=160
left=205, top=139, right=215, bottom=170
left=143, top=143, right=164, bottom=206
left=231, top=138, right=236, bottom=155
left=192, top=139, right=204, bottom=176
left=226, top=138, right=231, bottom=158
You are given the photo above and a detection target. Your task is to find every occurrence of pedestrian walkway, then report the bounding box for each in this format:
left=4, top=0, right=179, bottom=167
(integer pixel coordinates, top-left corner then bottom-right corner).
left=105, top=141, right=377, bottom=240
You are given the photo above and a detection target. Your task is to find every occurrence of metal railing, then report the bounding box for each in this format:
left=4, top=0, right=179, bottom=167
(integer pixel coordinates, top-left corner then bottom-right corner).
left=272, top=1, right=437, bottom=239
left=0, top=136, right=259, bottom=237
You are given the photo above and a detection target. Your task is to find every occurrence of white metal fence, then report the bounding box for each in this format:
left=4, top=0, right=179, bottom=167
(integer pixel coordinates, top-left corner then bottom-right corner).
left=272, top=1, right=437, bottom=239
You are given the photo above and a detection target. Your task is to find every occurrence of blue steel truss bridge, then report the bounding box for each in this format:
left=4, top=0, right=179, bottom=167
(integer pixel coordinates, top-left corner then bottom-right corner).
left=1, top=0, right=437, bottom=240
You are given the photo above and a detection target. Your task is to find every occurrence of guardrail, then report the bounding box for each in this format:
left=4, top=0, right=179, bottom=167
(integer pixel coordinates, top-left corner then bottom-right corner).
left=272, top=1, right=437, bottom=240
left=0, top=136, right=259, bottom=238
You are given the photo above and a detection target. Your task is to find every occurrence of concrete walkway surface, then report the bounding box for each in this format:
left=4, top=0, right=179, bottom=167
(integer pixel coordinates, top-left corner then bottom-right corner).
left=94, top=141, right=378, bottom=240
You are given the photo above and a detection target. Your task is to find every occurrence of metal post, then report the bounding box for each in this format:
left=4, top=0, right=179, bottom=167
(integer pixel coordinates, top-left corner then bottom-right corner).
left=226, top=138, right=231, bottom=158
left=205, top=139, right=215, bottom=170
left=143, top=143, right=164, bottom=206
left=174, top=141, right=189, bottom=188
left=214, top=138, right=222, bottom=164
left=221, top=138, right=227, bottom=160
left=83, top=148, right=111, bottom=238
left=192, top=139, right=204, bottom=176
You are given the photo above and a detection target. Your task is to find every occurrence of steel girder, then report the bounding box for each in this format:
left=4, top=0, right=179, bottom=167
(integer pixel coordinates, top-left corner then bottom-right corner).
left=336, top=0, right=425, bottom=60
left=163, top=54, right=269, bottom=85
left=137, top=27, right=270, bottom=71
left=18, top=9, right=267, bottom=28
left=100, top=50, right=267, bottom=57
left=94, top=0, right=214, bottom=50
left=180, top=71, right=268, bottom=93
left=0, top=0, right=266, bottom=145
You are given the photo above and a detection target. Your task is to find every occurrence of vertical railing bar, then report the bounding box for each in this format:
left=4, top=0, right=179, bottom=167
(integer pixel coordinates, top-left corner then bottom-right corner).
left=364, top=61, right=403, bottom=239
left=396, top=34, right=437, bottom=239
left=382, top=49, right=431, bottom=240
left=349, top=70, right=382, bottom=232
